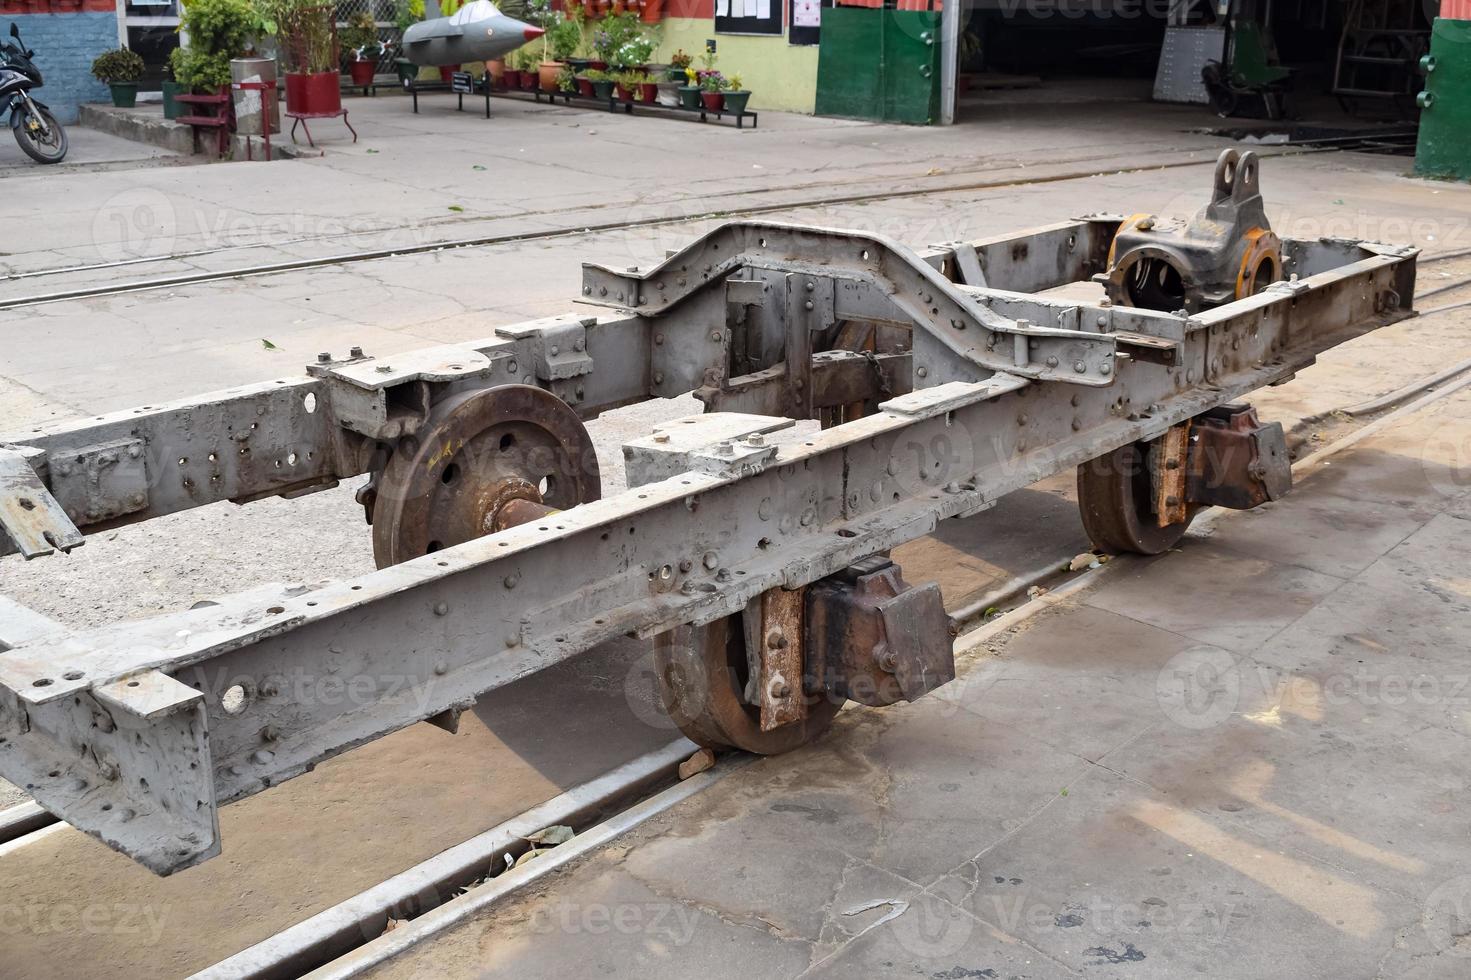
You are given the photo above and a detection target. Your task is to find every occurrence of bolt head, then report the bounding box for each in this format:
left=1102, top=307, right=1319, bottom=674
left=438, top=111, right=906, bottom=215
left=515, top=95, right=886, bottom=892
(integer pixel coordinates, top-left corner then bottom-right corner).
left=1073, top=361, right=1087, bottom=373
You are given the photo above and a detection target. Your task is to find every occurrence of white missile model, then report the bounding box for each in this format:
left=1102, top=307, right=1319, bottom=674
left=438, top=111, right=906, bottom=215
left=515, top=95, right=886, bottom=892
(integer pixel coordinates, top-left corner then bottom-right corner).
left=401, top=0, right=545, bottom=68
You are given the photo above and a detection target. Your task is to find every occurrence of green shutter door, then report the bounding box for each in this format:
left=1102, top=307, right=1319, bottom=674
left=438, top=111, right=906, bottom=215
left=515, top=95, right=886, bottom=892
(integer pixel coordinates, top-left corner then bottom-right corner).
left=815, top=7, right=942, bottom=125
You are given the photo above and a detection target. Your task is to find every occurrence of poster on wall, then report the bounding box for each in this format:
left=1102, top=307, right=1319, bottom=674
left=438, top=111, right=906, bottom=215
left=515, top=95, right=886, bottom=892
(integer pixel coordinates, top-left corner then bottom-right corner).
left=716, top=0, right=783, bottom=36
left=788, top=0, right=829, bottom=46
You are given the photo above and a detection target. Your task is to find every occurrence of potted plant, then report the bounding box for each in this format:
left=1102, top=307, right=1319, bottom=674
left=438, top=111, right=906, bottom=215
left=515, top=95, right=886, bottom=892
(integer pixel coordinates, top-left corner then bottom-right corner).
left=257, top=0, right=343, bottom=115
left=611, top=69, right=632, bottom=100
left=574, top=71, right=595, bottom=97
left=517, top=48, right=539, bottom=90
left=556, top=63, right=577, bottom=95
left=91, top=47, right=146, bottom=108
left=392, top=0, right=422, bottom=84
left=633, top=70, right=657, bottom=103
left=537, top=7, right=581, bottom=93
left=160, top=63, right=185, bottom=119
left=699, top=69, right=725, bottom=112
left=586, top=68, right=615, bottom=101
left=667, top=48, right=691, bottom=82
left=722, top=71, right=750, bottom=114
left=677, top=65, right=700, bottom=109
left=170, top=0, right=254, bottom=95
left=341, top=10, right=383, bottom=88
left=592, top=11, right=641, bottom=68
left=611, top=24, right=655, bottom=71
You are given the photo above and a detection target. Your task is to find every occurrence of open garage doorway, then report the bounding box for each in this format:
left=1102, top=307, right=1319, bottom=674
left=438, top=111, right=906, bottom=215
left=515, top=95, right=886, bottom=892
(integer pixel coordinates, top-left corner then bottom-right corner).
left=947, top=0, right=1429, bottom=151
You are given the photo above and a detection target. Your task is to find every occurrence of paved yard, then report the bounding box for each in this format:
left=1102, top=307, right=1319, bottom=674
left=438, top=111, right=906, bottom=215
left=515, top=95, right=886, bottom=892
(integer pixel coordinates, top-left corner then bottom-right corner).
left=368, top=386, right=1471, bottom=980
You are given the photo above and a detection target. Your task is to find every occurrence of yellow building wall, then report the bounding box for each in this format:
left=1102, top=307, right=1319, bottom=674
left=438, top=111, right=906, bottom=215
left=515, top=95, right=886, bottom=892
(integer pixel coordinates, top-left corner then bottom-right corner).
left=654, top=19, right=818, bottom=114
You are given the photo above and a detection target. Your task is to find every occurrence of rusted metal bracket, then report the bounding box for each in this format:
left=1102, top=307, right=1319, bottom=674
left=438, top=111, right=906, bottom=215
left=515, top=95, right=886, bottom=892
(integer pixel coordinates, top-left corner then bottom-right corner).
left=807, top=558, right=956, bottom=708
left=1152, top=423, right=1192, bottom=527
left=1186, top=404, right=1291, bottom=510
left=755, top=588, right=806, bottom=731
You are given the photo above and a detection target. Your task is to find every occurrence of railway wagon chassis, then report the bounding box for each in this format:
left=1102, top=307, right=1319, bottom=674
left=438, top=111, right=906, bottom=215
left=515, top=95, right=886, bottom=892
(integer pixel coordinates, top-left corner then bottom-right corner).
left=0, top=152, right=1419, bottom=875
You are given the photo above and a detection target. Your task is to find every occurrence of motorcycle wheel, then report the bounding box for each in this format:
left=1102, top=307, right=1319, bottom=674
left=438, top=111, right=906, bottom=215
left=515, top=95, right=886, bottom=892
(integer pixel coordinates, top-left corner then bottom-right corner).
left=14, top=105, right=67, bottom=164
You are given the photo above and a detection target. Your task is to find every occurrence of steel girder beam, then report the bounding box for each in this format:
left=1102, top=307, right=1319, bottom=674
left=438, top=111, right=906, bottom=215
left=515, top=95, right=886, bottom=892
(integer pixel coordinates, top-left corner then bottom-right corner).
left=0, top=214, right=1418, bottom=874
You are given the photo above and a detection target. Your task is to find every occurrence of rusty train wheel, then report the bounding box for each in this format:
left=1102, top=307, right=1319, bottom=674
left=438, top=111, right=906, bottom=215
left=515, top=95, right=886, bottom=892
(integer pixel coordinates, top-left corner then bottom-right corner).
left=1076, top=441, right=1194, bottom=556
left=370, top=384, right=601, bottom=568
left=653, top=615, right=843, bottom=755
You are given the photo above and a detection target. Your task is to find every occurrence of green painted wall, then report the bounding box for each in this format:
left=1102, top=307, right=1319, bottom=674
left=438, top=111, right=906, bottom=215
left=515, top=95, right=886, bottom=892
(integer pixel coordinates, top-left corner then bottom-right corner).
left=653, top=19, right=819, bottom=114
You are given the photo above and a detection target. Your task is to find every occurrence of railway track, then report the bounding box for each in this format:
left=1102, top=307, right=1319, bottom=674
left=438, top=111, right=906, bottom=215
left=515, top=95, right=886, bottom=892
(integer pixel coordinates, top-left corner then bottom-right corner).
left=0, top=144, right=1352, bottom=312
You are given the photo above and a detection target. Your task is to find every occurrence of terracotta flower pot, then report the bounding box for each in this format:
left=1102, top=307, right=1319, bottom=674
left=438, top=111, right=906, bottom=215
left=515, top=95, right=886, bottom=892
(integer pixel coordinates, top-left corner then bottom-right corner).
left=285, top=71, right=343, bottom=116
left=700, top=90, right=724, bottom=112
left=538, top=61, right=562, bottom=93
left=349, top=59, right=375, bottom=87
left=438, top=64, right=459, bottom=84
left=576, top=77, right=594, bottom=97
left=486, top=58, right=506, bottom=88
left=638, top=81, right=657, bottom=103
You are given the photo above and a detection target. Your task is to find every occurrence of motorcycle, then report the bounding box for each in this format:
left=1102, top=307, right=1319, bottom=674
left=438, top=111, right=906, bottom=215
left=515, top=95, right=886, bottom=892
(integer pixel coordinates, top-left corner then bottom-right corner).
left=1, top=21, right=66, bottom=164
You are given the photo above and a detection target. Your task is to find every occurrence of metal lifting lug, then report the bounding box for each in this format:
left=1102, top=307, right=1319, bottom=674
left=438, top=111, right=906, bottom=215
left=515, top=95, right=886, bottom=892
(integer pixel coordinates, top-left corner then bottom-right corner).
left=807, top=557, right=957, bottom=708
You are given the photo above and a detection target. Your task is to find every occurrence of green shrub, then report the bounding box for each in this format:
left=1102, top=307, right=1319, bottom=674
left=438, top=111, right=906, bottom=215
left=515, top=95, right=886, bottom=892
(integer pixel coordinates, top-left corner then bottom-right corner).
left=91, top=48, right=146, bottom=84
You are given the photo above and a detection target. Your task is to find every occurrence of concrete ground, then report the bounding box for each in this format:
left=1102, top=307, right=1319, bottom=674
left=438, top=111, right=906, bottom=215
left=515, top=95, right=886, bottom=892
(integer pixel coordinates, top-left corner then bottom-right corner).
left=0, top=120, right=179, bottom=177
left=368, top=386, right=1471, bottom=980
left=0, top=94, right=1469, bottom=978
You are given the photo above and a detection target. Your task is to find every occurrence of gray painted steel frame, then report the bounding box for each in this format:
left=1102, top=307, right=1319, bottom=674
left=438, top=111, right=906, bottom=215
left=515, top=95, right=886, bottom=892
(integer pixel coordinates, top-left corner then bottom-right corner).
left=0, top=216, right=1419, bottom=875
